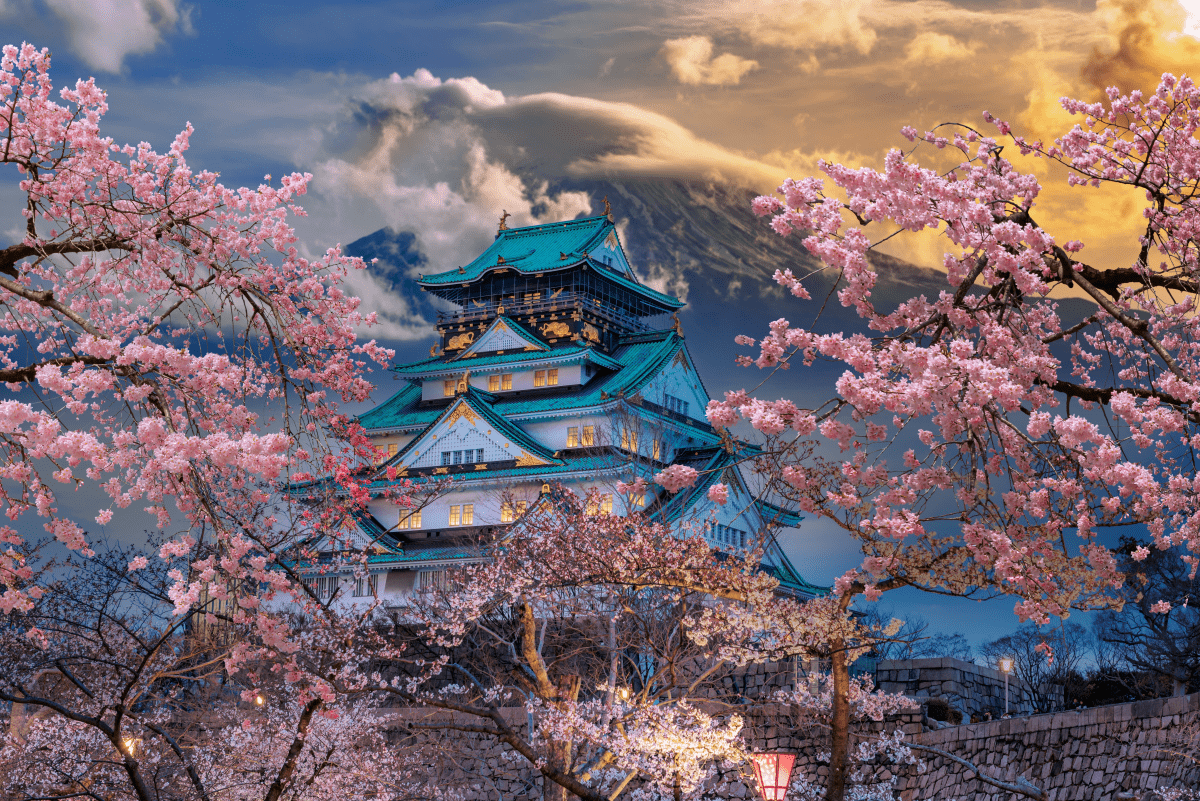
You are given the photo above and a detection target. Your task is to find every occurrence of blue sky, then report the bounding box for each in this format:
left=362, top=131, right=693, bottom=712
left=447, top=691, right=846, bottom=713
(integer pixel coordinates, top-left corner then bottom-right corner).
left=4, top=0, right=1200, bottom=651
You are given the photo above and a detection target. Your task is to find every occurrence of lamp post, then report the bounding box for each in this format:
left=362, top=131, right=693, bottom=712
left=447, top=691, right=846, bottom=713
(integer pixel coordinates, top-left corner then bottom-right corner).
left=998, top=657, right=1014, bottom=716
left=750, top=753, right=796, bottom=801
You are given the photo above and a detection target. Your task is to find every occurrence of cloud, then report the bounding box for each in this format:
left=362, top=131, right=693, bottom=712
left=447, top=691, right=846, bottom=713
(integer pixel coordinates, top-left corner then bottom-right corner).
left=903, top=31, right=976, bottom=65
left=43, top=0, right=191, bottom=72
left=660, top=35, right=759, bottom=86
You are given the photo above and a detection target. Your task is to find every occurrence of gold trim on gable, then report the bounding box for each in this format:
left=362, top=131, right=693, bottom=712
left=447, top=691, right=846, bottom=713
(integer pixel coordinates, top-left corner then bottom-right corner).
left=434, top=467, right=448, bottom=474
left=515, top=450, right=548, bottom=467
left=446, top=402, right=480, bottom=428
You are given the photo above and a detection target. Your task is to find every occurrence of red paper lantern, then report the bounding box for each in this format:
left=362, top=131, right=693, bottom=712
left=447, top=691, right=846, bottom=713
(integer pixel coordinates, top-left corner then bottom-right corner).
left=751, top=752, right=796, bottom=801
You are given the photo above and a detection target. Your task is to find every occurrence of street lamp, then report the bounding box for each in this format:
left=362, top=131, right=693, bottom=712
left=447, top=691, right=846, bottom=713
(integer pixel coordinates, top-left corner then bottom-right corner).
left=998, top=657, right=1014, bottom=716
left=750, top=753, right=796, bottom=801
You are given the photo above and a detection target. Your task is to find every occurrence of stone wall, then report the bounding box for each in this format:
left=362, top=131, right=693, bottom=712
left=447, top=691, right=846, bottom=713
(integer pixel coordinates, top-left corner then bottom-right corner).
left=876, top=657, right=1042, bottom=721
left=895, top=692, right=1200, bottom=801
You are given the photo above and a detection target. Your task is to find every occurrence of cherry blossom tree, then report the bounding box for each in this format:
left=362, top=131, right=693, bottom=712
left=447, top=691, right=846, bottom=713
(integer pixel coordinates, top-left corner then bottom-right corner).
left=346, top=487, right=918, bottom=801
left=0, top=39, right=394, bottom=616
left=678, top=72, right=1200, bottom=800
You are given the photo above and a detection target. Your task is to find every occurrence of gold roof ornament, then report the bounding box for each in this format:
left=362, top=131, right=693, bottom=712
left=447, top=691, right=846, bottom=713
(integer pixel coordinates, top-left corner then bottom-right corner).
left=672, top=313, right=684, bottom=337
left=429, top=342, right=443, bottom=358
left=456, top=370, right=471, bottom=394
left=498, top=209, right=510, bottom=233
left=603, top=195, right=613, bottom=221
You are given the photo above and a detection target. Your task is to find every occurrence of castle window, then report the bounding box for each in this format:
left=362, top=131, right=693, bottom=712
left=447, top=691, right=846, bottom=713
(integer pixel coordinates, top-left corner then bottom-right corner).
left=353, top=574, right=378, bottom=597
left=516, top=500, right=527, bottom=515
left=417, top=570, right=446, bottom=592
left=547, top=368, right=559, bottom=386
left=534, top=370, right=546, bottom=387
left=489, top=375, right=500, bottom=392
left=502, top=373, right=512, bottom=391
left=443, top=380, right=455, bottom=397
left=501, top=502, right=514, bottom=523
left=441, top=452, right=451, bottom=466
left=600, top=494, right=613, bottom=515
left=582, top=425, right=595, bottom=446
left=471, top=449, right=483, bottom=463
left=567, top=427, right=580, bottom=447
left=449, top=505, right=461, bottom=526
left=585, top=496, right=598, bottom=516
left=388, top=443, right=398, bottom=457
left=620, top=427, right=638, bottom=452
left=397, top=510, right=422, bottom=530
left=652, top=439, right=662, bottom=460
left=453, top=450, right=463, bottom=465
left=664, top=393, right=689, bottom=416
left=461, top=504, right=474, bottom=525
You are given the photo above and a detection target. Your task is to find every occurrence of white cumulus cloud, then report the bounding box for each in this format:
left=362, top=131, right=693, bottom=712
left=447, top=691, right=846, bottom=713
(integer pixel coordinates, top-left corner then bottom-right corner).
left=660, top=35, right=759, bottom=86
left=44, top=0, right=191, bottom=73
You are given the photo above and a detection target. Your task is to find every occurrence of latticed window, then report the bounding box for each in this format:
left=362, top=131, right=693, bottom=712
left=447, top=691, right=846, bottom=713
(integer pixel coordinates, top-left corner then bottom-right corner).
left=417, top=570, right=446, bottom=591
left=652, top=439, right=662, bottom=460
left=502, top=373, right=512, bottom=390
left=600, top=494, right=613, bottom=515
left=547, top=368, right=559, bottom=386
left=582, top=425, right=595, bottom=446
left=516, top=500, right=527, bottom=515
left=461, top=504, right=474, bottom=525
left=449, top=505, right=461, bottom=526
left=489, top=374, right=500, bottom=392
left=567, top=427, right=580, bottom=447
left=585, top=496, right=599, bottom=516
left=396, top=510, right=422, bottom=529
left=443, top=380, right=455, bottom=397
left=501, top=502, right=514, bottom=523
left=620, top=427, right=638, bottom=452
left=353, top=574, right=378, bottom=597
left=534, top=370, right=546, bottom=387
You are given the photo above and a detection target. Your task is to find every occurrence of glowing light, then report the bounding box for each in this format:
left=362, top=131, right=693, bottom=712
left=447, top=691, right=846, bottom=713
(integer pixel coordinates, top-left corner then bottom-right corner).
left=751, top=753, right=795, bottom=801
left=998, top=657, right=1014, bottom=673
left=255, top=694, right=265, bottom=706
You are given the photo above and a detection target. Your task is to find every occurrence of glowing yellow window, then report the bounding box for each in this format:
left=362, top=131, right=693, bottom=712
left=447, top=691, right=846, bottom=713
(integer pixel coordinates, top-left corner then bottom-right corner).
left=534, top=370, right=546, bottom=388
left=636, top=493, right=646, bottom=508
left=567, top=427, right=580, bottom=447
left=582, top=425, right=595, bottom=446
left=502, top=374, right=512, bottom=390
left=388, top=443, right=398, bottom=457
left=600, top=494, right=613, bottom=515
left=515, top=500, right=527, bottom=515
left=461, top=504, right=474, bottom=525
left=488, top=375, right=500, bottom=392
left=652, top=439, right=661, bottom=460
left=547, top=369, right=558, bottom=386
left=443, top=380, right=455, bottom=397
left=501, top=503, right=514, bottom=523
left=620, top=428, right=638, bottom=451
left=449, top=505, right=461, bottom=526
left=397, top=509, right=422, bottom=530
left=585, top=497, right=598, bottom=516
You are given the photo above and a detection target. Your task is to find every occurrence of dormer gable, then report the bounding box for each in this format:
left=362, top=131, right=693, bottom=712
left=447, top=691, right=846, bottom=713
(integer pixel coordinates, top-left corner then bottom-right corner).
left=589, top=227, right=635, bottom=279
left=458, top=316, right=547, bottom=358
left=380, top=391, right=562, bottom=474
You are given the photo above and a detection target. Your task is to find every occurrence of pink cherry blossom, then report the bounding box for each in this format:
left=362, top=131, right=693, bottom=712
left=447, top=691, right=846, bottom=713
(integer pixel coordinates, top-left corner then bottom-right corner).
left=707, top=483, right=729, bottom=505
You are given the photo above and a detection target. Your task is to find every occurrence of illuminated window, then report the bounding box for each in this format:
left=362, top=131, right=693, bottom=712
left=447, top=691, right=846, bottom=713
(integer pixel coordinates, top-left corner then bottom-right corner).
left=388, top=443, right=398, bottom=457
left=501, top=503, right=514, bottom=523
left=534, top=370, right=546, bottom=388
left=461, top=504, right=474, bottom=525
left=567, top=427, right=580, bottom=447
left=620, top=427, right=638, bottom=452
left=636, top=493, right=646, bottom=508
left=489, top=375, right=500, bottom=392
left=443, top=380, right=455, bottom=397
left=547, top=368, right=559, bottom=386
left=397, top=510, right=422, bottom=530
left=600, top=494, right=613, bottom=515
left=502, top=373, right=512, bottom=391
left=582, top=425, right=595, bottom=446
left=375, top=445, right=388, bottom=463
left=516, top=500, right=527, bottom=515
left=585, top=496, right=599, bottom=516
left=652, top=439, right=661, bottom=460
left=449, top=505, right=461, bottom=526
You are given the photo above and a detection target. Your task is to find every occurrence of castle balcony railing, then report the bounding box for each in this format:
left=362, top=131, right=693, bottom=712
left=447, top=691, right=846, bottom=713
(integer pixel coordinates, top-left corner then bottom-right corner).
left=436, top=293, right=656, bottom=333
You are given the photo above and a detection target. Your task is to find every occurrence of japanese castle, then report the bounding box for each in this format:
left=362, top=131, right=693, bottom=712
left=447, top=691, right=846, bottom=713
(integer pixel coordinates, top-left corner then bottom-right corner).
left=304, top=208, right=819, bottom=603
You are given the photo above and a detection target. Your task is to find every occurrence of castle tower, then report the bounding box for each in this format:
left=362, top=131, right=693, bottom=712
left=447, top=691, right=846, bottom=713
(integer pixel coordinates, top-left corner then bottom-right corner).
left=302, top=213, right=819, bottom=602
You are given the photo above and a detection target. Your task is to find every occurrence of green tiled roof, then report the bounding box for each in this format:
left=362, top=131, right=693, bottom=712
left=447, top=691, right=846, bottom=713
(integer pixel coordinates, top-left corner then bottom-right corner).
left=460, top=316, right=547, bottom=356
left=377, top=387, right=564, bottom=472
left=417, top=215, right=683, bottom=311
left=368, top=452, right=627, bottom=490
left=359, top=331, right=714, bottom=434
left=391, top=343, right=623, bottom=377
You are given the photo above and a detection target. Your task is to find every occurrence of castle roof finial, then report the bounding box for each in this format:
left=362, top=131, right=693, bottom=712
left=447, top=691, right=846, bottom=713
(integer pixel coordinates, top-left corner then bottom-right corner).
left=603, top=195, right=613, bottom=221
left=497, top=210, right=510, bottom=236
